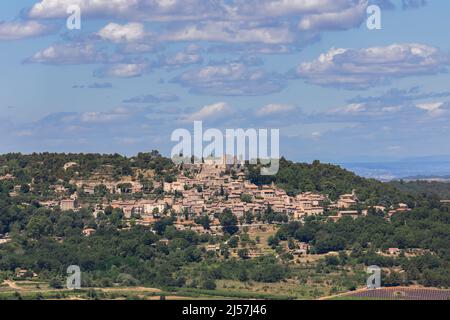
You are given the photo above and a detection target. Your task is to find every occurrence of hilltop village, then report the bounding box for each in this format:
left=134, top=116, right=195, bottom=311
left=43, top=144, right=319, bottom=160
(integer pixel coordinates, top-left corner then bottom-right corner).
left=20, top=155, right=410, bottom=238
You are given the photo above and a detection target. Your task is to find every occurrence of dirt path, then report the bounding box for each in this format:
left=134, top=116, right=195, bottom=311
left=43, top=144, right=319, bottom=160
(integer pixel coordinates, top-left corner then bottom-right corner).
left=3, top=280, right=22, bottom=291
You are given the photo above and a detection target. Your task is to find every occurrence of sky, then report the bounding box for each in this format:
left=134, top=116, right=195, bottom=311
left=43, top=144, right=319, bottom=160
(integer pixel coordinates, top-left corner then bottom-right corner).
left=1, top=0, right=450, bottom=164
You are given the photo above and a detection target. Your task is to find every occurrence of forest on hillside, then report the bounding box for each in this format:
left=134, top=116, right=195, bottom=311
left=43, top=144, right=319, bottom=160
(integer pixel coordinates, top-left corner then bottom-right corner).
left=389, top=180, right=450, bottom=200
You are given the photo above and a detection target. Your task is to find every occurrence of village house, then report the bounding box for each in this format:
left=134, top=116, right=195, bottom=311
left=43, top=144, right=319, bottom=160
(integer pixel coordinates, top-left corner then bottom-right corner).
left=0, top=174, right=14, bottom=180
left=60, top=199, right=78, bottom=211
left=337, top=191, right=358, bottom=209
left=0, top=234, right=12, bottom=245
left=206, top=244, right=221, bottom=252
left=388, top=203, right=411, bottom=217
left=39, top=200, right=59, bottom=209
left=293, top=242, right=310, bottom=256
left=388, top=248, right=401, bottom=255
left=82, top=228, right=96, bottom=237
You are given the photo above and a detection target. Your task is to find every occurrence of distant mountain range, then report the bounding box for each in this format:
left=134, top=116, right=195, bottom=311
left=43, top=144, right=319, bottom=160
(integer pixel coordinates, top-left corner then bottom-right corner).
left=340, top=155, right=450, bottom=181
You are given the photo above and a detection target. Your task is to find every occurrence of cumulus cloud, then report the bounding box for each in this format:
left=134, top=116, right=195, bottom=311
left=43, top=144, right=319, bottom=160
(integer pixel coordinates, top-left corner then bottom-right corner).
left=95, top=63, right=149, bottom=78
left=327, top=103, right=368, bottom=115
left=298, top=0, right=367, bottom=31
left=156, top=45, right=203, bottom=68
left=97, top=22, right=147, bottom=43
left=416, top=102, right=447, bottom=117
left=256, top=104, right=296, bottom=117
left=321, top=102, right=409, bottom=123
left=234, top=0, right=363, bottom=17
left=26, top=41, right=110, bottom=65
left=297, top=43, right=449, bottom=89
left=25, top=0, right=373, bottom=49
left=416, top=102, right=444, bottom=112
left=118, top=42, right=160, bottom=54
left=27, top=0, right=370, bottom=29
left=28, top=0, right=228, bottom=21
left=0, top=20, right=55, bottom=40
left=173, top=63, right=286, bottom=96
left=315, top=88, right=450, bottom=125
left=165, top=52, right=202, bottom=66
left=183, top=102, right=233, bottom=122
left=80, top=108, right=130, bottom=123
left=25, top=0, right=426, bottom=47
left=162, top=21, right=294, bottom=44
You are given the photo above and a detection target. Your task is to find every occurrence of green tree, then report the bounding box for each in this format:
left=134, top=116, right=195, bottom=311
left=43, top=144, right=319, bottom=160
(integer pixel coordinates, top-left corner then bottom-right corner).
left=219, top=209, right=238, bottom=235
left=26, top=215, right=53, bottom=239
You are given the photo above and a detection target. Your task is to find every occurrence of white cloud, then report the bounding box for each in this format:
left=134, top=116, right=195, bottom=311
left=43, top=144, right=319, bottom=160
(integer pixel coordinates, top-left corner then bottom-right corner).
left=119, top=42, right=159, bottom=54
left=28, top=0, right=369, bottom=30
left=28, top=0, right=227, bottom=21
left=29, top=0, right=141, bottom=19
left=256, top=104, right=295, bottom=117
left=0, top=20, right=54, bottom=40
left=416, top=102, right=444, bottom=112
left=298, top=0, right=367, bottom=31
left=416, top=102, right=447, bottom=117
left=327, top=103, right=367, bottom=115
left=163, top=21, right=294, bottom=44
left=298, top=43, right=449, bottom=89
left=27, top=42, right=111, bottom=65
left=80, top=110, right=127, bottom=123
left=234, top=0, right=364, bottom=17
left=173, top=63, right=285, bottom=96
left=25, top=0, right=421, bottom=47
left=162, top=51, right=203, bottom=67
left=96, top=63, right=149, bottom=78
left=183, top=102, right=233, bottom=122
left=324, top=102, right=409, bottom=121
left=97, top=22, right=146, bottom=43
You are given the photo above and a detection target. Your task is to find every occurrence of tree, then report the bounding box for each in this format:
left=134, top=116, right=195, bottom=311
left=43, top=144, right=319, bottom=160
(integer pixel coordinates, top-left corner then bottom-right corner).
left=142, top=180, right=154, bottom=193
left=288, top=238, right=295, bottom=250
left=153, top=217, right=174, bottom=235
left=202, top=278, right=216, bottom=290
left=195, top=215, right=210, bottom=230
left=109, top=208, right=124, bottom=228
left=240, top=194, right=253, bottom=203
left=220, top=244, right=230, bottom=259
left=117, top=273, right=140, bottom=286
left=219, top=209, right=238, bottom=235
left=228, top=236, right=239, bottom=248
left=26, top=215, right=53, bottom=239
left=244, top=211, right=254, bottom=224
left=94, top=184, right=109, bottom=197
left=49, top=278, right=63, bottom=289
left=268, top=236, right=279, bottom=249
left=20, top=184, right=30, bottom=193
left=325, top=255, right=339, bottom=266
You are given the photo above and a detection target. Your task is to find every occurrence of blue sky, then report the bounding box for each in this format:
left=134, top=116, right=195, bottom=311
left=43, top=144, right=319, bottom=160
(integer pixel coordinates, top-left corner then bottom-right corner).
left=1, top=0, right=450, bottom=163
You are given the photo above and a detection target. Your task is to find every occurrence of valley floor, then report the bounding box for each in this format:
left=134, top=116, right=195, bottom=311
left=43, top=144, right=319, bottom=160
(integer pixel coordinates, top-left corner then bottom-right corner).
left=1, top=280, right=449, bottom=300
